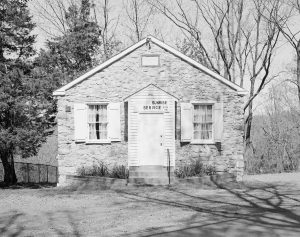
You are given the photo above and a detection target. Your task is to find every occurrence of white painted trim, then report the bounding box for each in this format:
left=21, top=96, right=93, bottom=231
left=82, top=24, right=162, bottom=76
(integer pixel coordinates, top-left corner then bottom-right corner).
left=124, top=83, right=179, bottom=101
left=190, top=140, right=216, bottom=145
left=237, top=91, right=248, bottom=95
left=53, top=35, right=248, bottom=96
left=191, top=100, right=216, bottom=105
left=85, top=101, right=109, bottom=105
left=85, top=140, right=111, bottom=144
left=53, top=91, right=65, bottom=96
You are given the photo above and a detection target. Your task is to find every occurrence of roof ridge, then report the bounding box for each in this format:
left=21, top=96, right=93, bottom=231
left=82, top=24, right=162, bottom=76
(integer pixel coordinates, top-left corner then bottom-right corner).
left=53, top=35, right=248, bottom=96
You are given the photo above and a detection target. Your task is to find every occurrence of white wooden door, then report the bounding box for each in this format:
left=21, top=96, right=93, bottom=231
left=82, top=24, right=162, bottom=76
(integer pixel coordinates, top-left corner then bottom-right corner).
left=138, top=113, right=164, bottom=166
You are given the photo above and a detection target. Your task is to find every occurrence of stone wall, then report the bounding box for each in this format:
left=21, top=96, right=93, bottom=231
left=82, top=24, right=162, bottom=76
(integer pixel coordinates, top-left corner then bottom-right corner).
left=56, top=42, right=245, bottom=183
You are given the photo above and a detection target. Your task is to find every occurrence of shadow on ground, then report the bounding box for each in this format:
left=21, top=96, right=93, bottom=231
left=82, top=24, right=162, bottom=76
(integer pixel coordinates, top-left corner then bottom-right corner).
left=0, top=182, right=56, bottom=189
left=0, top=210, right=81, bottom=237
left=1, top=177, right=300, bottom=236
left=116, top=178, right=300, bottom=237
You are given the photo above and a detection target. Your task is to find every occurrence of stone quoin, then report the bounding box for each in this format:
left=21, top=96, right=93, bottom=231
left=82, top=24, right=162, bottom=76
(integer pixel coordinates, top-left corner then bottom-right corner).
left=53, top=36, right=248, bottom=185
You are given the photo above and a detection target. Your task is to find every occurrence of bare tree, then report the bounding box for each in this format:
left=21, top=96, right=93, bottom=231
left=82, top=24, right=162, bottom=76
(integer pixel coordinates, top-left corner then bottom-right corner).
left=243, top=0, right=280, bottom=147
left=124, top=0, right=154, bottom=43
left=94, top=0, right=121, bottom=60
left=147, top=0, right=249, bottom=84
left=248, top=84, right=300, bottom=173
left=34, top=0, right=74, bottom=37
left=269, top=0, right=300, bottom=105
left=147, top=0, right=281, bottom=148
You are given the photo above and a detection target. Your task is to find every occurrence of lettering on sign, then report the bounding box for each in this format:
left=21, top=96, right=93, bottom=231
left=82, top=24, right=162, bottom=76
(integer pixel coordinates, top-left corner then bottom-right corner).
left=139, top=100, right=169, bottom=112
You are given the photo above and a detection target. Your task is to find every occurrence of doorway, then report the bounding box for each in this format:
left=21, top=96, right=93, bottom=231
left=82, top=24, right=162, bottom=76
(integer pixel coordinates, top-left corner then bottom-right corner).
left=138, top=113, right=164, bottom=166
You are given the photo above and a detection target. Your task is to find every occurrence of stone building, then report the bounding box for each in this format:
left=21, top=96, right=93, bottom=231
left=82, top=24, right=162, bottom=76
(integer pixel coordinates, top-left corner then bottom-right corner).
left=53, top=36, right=247, bottom=185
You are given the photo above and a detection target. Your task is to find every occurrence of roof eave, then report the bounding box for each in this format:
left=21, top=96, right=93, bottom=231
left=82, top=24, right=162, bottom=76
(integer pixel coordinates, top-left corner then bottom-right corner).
left=124, top=83, right=179, bottom=102
left=53, top=90, right=65, bottom=96
left=53, top=38, right=148, bottom=95
left=237, top=91, right=248, bottom=96
left=149, top=37, right=246, bottom=93
left=52, top=35, right=248, bottom=96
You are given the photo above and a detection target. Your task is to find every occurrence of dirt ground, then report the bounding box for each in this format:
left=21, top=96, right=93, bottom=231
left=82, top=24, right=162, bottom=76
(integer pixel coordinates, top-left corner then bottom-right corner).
left=1, top=173, right=300, bottom=237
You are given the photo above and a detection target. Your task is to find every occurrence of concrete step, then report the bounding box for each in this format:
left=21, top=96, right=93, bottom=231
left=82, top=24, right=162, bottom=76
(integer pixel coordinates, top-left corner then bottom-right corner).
left=129, top=171, right=174, bottom=178
left=129, top=166, right=170, bottom=172
left=128, top=177, right=175, bottom=185
left=128, top=166, right=175, bottom=185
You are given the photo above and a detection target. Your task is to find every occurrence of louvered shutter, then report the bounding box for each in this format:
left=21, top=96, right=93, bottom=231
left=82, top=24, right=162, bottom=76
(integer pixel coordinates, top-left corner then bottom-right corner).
left=214, top=102, right=223, bottom=142
left=181, top=103, right=192, bottom=142
left=108, top=102, right=121, bottom=141
left=74, top=103, right=87, bottom=142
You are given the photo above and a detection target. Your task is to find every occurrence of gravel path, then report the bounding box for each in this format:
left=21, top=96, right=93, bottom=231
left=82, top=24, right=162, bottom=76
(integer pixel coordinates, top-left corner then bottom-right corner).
left=0, top=172, right=300, bottom=237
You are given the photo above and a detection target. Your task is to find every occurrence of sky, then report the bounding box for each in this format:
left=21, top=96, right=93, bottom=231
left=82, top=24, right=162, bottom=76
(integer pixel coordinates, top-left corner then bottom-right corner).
left=27, top=0, right=298, bottom=113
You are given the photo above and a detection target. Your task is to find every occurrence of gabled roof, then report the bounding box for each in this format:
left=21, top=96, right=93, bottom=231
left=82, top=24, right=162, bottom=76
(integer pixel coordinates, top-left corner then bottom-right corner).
left=53, top=35, right=248, bottom=96
left=124, top=84, right=179, bottom=101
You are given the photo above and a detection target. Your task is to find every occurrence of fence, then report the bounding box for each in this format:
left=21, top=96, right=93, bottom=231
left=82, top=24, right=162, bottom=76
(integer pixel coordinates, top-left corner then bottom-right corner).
left=0, top=162, right=58, bottom=184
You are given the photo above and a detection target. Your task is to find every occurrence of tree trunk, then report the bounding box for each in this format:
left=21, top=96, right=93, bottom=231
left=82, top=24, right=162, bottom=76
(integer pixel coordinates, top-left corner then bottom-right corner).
left=245, top=102, right=253, bottom=146
left=244, top=78, right=255, bottom=145
left=0, top=151, right=17, bottom=185
left=297, top=40, right=300, bottom=106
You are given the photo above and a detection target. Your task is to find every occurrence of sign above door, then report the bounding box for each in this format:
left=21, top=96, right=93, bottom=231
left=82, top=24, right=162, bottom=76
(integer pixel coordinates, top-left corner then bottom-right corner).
left=138, top=100, right=169, bottom=112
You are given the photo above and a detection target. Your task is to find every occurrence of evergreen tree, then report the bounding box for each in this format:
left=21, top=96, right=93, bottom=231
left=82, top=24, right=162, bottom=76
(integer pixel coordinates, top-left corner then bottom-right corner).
left=0, top=0, right=35, bottom=65
left=35, top=0, right=102, bottom=82
left=0, top=0, right=54, bottom=185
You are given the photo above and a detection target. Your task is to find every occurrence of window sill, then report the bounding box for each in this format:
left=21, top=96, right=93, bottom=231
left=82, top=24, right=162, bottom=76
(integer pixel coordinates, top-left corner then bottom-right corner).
left=190, top=140, right=215, bottom=145
left=85, top=140, right=111, bottom=144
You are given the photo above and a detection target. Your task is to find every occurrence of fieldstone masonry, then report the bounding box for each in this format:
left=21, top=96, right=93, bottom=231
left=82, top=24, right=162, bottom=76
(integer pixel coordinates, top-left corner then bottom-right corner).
left=56, top=41, right=246, bottom=184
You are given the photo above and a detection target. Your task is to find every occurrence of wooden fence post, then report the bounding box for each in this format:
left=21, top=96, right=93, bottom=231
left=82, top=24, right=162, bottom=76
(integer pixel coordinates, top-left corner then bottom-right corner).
left=56, top=167, right=58, bottom=183
left=46, top=165, right=48, bottom=183
left=27, top=163, right=30, bottom=183
left=38, top=164, right=40, bottom=183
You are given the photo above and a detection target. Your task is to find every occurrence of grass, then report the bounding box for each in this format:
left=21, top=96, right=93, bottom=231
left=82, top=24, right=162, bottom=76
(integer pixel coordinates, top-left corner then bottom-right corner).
left=0, top=173, right=300, bottom=236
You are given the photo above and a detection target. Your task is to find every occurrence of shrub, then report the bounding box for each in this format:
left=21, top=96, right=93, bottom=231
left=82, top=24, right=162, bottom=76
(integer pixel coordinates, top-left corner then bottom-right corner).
left=175, top=160, right=216, bottom=178
left=245, top=86, right=300, bottom=175
left=77, top=161, right=109, bottom=177
left=110, top=165, right=129, bottom=179
left=76, top=162, right=129, bottom=179
left=246, top=110, right=300, bottom=175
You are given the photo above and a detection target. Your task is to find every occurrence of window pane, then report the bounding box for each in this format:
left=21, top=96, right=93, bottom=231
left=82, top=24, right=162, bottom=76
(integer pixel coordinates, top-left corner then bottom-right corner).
left=206, top=123, right=212, bottom=131
left=193, top=123, right=201, bottom=131
left=89, top=123, right=96, bottom=139
left=193, top=104, right=213, bottom=140
left=206, top=105, right=212, bottom=122
left=194, top=131, right=200, bottom=139
left=88, top=105, right=108, bottom=140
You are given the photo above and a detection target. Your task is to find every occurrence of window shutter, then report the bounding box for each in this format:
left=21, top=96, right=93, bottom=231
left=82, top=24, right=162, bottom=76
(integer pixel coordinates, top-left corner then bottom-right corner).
left=214, top=102, right=223, bottom=142
left=74, top=103, right=87, bottom=142
left=108, top=102, right=121, bottom=141
left=181, top=103, right=192, bottom=142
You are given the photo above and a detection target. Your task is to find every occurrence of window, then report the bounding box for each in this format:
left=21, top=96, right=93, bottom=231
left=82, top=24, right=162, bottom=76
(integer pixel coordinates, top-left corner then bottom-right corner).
left=88, top=104, right=108, bottom=140
left=193, top=104, right=213, bottom=141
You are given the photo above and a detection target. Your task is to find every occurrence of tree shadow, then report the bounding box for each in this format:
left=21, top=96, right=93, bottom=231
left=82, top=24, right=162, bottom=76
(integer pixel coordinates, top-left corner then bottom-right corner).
left=0, top=210, right=81, bottom=236
left=46, top=210, right=81, bottom=236
left=0, top=182, right=56, bottom=189
left=115, top=178, right=300, bottom=236
left=0, top=212, right=25, bottom=237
